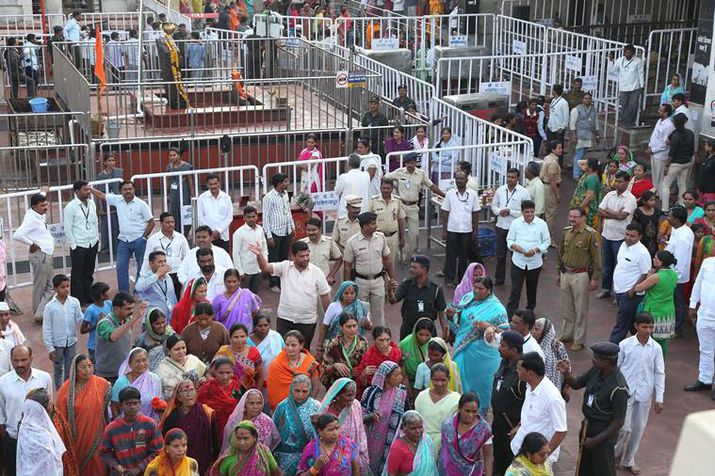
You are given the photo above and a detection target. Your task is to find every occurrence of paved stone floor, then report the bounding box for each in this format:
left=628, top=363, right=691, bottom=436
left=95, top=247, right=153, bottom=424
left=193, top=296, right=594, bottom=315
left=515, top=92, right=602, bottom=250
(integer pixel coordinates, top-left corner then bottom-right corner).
left=8, top=172, right=712, bottom=476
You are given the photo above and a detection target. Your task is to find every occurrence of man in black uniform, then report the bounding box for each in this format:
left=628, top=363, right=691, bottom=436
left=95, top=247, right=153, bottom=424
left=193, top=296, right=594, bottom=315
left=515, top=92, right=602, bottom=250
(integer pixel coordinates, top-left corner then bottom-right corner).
left=558, top=342, right=629, bottom=476
left=360, top=96, right=389, bottom=158
left=491, top=330, right=526, bottom=475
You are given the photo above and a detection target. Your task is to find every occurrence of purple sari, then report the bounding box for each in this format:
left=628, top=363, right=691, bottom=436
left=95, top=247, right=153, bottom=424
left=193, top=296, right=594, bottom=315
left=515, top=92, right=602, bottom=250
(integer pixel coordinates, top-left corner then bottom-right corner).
left=438, top=414, right=492, bottom=476
left=212, top=288, right=262, bottom=332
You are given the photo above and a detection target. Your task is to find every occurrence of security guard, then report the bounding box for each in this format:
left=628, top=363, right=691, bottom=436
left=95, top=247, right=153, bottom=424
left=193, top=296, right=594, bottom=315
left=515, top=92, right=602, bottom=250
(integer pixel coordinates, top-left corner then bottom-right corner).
left=384, top=153, right=445, bottom=263
left=331, top=194, right=362, bottom=252
left=559, top=342, right=629, bottom=476
left=369, top=178, right=406, bottom=268
left=491, top=330, right=526, bottom=475
left=556, top=206, right=601, bottom=352
left=343, top=212, right=396, bottom=327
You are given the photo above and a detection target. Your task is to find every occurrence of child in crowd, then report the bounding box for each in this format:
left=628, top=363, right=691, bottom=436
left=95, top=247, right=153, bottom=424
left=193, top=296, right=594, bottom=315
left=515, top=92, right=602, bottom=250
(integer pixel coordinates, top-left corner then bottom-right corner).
left=81, top=282, right=112, bottom=362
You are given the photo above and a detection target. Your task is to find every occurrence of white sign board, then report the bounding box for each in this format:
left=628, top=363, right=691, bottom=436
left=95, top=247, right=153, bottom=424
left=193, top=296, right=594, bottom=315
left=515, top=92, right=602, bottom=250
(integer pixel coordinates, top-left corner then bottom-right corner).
left=335, top=70, right=348, bottom=89
left=489, top=153, right=507, bottom=177
left=181, top=205, right=193, bottom=225
left=312, top=192, right=338, bottom=212
left=607, top=60, right=619, bottom=81
left=372, top=38, right=399, bottom=50
left=479, top=80, right=512, bottom=105
left=626, top=13, right=651, bottom=23
left=48, top=224, right=66, bottom=245
left=512, top=40, right=527, bottom=55
left=581, top=75, right=598, bottom=92
left=565, top=55, right=582, bottom=72
left=448, top=35, right=468, bottom=48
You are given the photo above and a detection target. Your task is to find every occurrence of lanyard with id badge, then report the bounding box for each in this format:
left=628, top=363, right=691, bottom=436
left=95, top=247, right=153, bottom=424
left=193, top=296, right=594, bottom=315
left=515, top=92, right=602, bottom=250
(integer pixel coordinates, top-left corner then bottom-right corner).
left=80, top=203, right=92, bottom=230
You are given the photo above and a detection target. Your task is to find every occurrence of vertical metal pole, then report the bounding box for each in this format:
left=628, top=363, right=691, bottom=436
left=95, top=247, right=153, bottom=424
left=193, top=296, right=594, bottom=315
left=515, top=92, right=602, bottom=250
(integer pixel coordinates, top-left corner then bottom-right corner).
left=137, top=0, right=145, bottom=87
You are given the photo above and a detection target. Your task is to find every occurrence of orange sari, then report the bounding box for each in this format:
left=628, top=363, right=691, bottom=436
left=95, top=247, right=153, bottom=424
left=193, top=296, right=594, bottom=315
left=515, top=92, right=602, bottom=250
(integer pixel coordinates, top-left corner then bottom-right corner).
left=51, top=410, right=81, bottom=476
left=56, top=369, right=111, bottom=475
left=266, top=349, right=320, bottom=410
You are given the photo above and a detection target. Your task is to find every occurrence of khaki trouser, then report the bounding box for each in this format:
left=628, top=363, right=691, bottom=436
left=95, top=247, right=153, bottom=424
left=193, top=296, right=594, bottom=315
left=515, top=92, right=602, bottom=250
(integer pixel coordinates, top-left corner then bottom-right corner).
left=384, top=232, right=400, bottom=268
left=544, top=185, right=560, bottom=243
left=29, top=251, right=54, bottom=318
left=355, top=276, right=386, bottom=327
left=404, top=204, right=419, bottom=261
left=560, top=271, right=590, bottom=345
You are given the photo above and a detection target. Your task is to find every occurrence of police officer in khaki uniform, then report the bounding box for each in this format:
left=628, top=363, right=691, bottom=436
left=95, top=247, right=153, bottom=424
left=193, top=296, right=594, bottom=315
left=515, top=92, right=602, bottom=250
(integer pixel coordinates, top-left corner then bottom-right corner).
left=369, top=178, right=406, bottom=268
left=331, top=194, right=362, bottom=252
left=343, top=212, right=396, bottom=327
left=556, top=206, right=601, bottom=352
left=300, top=217, right=343, bottom=285
left=541, top=140, right=563, bottom=243
left=384, top=153, right=444, bottom=262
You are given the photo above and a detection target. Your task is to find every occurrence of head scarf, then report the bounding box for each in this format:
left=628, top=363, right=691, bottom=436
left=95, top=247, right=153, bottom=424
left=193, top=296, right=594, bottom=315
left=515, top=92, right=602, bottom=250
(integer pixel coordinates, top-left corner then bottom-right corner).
left=221, top=389, right=280, bottom=454
left=273, top=374, right=319, bottom=451
left=534, top=317, right=567, bottom=390
left=117, top=347, right=162, bottom=420
left=368, top=361, right=407, bottom=465
left=400, top=317, right=433, bottom=380
left=426, top=337, right=462, bottom=393
left=144, top=428, right=195, bottom=476
left=17, top=399, right=66, bottom=476
left=171, top=277, right=208, bottom=333
left=382, top=410, right=439, bottom=476
left=144, top=307, right=174, bottom=342
left=327, top=281, right=368, bottom=341
left=453, top=263, right=487, bottom=305
left=210, top=420, right=274, bottom=476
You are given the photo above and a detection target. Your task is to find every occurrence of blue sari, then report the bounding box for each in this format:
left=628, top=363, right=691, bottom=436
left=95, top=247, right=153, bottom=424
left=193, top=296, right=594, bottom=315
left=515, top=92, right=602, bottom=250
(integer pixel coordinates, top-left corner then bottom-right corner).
left=325, top=281, right=370, bottom=342
left=451, top=293, right=508, bottom=413
left=272, top=375, right=320, bottom=476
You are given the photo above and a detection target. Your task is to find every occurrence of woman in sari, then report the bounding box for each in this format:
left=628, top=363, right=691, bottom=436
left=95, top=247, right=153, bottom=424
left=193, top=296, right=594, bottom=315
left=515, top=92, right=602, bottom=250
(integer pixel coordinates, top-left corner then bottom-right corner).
left=197, top=357, right=242, bottom=443
left=570, top=157, right=601, bottom=228
left=214, top=323, right=265, bottom=391
left=628, top=163, right=655, bottom=200
left=614, top=145, right=637, bottom=175
left=172, top=277, right=209, bottom=333
left=660, top=73, right=684, bottom=106
left=16, top=396, right=65, bottom=476
left=135, top=308, right=175, bottom=371
left=274, top=374, right=321, bottom=475
left=694, top=230, right=715, bottom=277
left=213, top=269, right=262, bottom=332
left=297, top=414, right=360, bottom=476
left=210, top=421, right=282, bottom=476
left=505, top=432, right=553, bottom=476
left=222, top=388, right=280, bottom=453
left=47, top=393, right=81, bottom=476
left=385, top=410, right=439, bottom=476
left=449, top=276, right=508, bottom=414
left=361, top=361, right=409, bottom=475
left=156, top=334, right=207, bottom=400
left=601, top=160, right=619, bottom=196
left=414, top=337, right=462, bottom=393
left=632, top=191, right=661, bottom=256
left=415, top=364, right=461, bottom=459
left=298, top=133, right=324, bottom=194
left=693, top=200, right=715, bottom=235
left=267, top=330, right=320, bottom=410
left=145, top=428, right=201, bottom=476
left=439, top=392, right=493, bottom=476
left=385, top=126, right=414, bottom=172
left=318, top=280, right=372, bottom=349
left=250, top=314, right=285, bottom=383
left=452, top=263, right=487, bottom=306
left=354, top=326, right=403, bottom=397
left=400, top=317, right=436, bottom=397
left=531, top=318, right=570, bottom=401
left=56, top=354, right=110, bottom=475
left=111, top=347, right=163, bottom=421
left=317, top=378, right=370, bottom=474
left=320, top=313, right=368, bottom=389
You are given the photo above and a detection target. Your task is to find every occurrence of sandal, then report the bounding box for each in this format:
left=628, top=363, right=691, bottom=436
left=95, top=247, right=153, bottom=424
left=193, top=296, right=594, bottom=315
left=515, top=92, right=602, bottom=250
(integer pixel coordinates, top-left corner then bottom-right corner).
left=624, top=466, right=641, bottom=475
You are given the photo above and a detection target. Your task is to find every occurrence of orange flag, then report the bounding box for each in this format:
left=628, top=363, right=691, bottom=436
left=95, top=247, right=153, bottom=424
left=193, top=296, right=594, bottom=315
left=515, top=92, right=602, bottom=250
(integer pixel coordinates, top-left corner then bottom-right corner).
left=94, top=26, right=106, bottom=100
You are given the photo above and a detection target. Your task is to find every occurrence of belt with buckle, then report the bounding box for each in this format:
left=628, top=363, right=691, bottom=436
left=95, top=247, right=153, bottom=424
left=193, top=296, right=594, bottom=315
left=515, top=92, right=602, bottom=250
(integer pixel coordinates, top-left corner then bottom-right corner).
left=401, top=199, right=419, bottom=206
left=564, top=267, right=588, bottom=274
left=383, top=231, right=397, bottom=237
left=355, top=270, right=386, bottom=280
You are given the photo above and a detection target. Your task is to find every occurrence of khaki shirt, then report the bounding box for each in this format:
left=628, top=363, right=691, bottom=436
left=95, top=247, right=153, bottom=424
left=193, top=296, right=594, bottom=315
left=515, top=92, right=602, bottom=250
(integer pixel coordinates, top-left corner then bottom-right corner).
left=300, top=235, right=342, bottom=277
left=331, top=216, right=361, bottom=252
left=384, top=167, right=434, bottom=203
left=540, top=153, right=562, bottom=185
left=368, top=195, right=406, bottom=234
left=344, top=231, right=390, bottom=275
left=557, top=225, right=601, bottom=282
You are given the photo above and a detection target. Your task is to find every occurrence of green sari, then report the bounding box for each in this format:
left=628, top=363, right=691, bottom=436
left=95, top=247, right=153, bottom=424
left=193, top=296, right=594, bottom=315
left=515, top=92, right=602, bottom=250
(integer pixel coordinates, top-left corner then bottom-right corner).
left=399, top=317, right=432, bottom=383
left=570, top=172, right=601, bottom=228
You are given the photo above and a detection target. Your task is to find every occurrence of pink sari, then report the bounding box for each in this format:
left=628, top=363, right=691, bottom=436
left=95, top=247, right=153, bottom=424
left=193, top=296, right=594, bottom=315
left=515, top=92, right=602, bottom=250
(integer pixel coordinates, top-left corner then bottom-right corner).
left=221, top=389, right=280, bottom=454
left=453, top=262, right=487, bottom=305
left=298, top=146, right=323, bottom=193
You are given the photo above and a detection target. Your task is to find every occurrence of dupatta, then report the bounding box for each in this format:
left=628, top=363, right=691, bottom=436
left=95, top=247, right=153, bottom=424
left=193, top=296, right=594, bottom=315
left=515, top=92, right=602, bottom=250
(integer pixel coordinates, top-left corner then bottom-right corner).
left=171, top=278, right=208, bottom=334
left=453, top=263, right=486, bottom=306
left=382, top=410, right=439, bottom=476
left=214, top=287, right=262, bottom=331
left=222, top=389, right=280, bottom=454
left=117, top=347, right=163, bottom=421
left=266, top=348, right=319, bottom=410
left=298, top=146, right=324, bottom=193
left=366, top=361, right=407, bottom=474
left=426, top=337, right=462, bottom=393
left=400, top=317, right=432, bottom=380
left=210, top=421, right=275, bottom=476
left=145, top=429, right=197, bottom=476
left=326, top=281, right=370, bottom=341
left=439, top=413, right=492, bottom=476
left=273, top=374, right=320, bottom=452
left=17, top=400, right=66, bottom=476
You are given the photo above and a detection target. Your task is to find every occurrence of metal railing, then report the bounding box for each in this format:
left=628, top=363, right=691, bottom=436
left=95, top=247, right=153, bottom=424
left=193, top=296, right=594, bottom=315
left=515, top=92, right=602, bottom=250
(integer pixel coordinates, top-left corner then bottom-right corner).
left=144, top=0, right=194, bottom=31
left=566, top=20, right=697, bottom=46
left=0, top=13, right=64, bottom=38
left=0, top=43, right=53, bottom=91
left=494, top=14, right=547, bottom=57
left=643, top=27, right=697, bottom=110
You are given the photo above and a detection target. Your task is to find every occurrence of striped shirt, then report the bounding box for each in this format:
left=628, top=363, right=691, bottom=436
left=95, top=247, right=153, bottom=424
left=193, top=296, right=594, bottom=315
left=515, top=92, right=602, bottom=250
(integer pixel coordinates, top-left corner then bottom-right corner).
left=262, top=188, right=294, bottom=238
left=100, top=415, right=163, bottom=473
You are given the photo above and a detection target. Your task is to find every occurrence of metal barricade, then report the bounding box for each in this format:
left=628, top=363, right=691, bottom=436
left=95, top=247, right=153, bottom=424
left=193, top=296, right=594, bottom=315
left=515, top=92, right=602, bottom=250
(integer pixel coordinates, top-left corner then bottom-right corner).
left=77, top=12, right=142, bottom=33
left=0, top=13, right=64, bottom=37
left=0, top=178, right=122, bottom=290
left=52, top=44, right=91, bottom=137
left=493, top=14, right=547, bottom=57
left=144, top=0, right=194, bottom=31
left=0, top=43, right=53, bottom=90
left=643, top=27, right=697, bottom=110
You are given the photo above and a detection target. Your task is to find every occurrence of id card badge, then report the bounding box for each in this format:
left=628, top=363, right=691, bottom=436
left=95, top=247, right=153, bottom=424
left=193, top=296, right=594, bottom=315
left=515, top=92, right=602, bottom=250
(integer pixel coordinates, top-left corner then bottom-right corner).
left=167, top=301, right=174, bottom=313
left=170, top=182, right=179, bottom=190
left=404, top=179, right=411, bottom=190
left=417, top=300, right=424, bottom=312
left=166, top=247, right=173, bottom=257
left=496, top=378, right=502, bottom=391
left=86, top=221, right=91, bottom=230
left=586, top=394, right=594, bottom=407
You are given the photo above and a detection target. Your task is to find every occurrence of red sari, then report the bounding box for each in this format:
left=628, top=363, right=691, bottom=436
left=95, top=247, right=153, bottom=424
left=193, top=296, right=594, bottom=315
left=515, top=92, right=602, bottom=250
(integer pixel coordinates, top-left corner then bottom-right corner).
left=197, top=377, right=242, bottom=445
left=353, top=342, right=403, bottom=398
left=171, top=278, right=209, bottom=334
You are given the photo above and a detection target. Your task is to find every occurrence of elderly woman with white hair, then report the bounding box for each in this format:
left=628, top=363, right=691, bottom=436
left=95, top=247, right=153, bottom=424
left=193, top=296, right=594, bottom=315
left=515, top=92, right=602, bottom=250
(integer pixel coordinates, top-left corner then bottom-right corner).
left=384, top=410, right=439, bottom=476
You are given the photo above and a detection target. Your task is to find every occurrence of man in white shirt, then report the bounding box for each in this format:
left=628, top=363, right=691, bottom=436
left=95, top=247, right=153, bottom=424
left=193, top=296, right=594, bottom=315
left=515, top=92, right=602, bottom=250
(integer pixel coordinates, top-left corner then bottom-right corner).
left=672, top=93, right=695, bottom=133
left=525, top=162, right=545, bottom=218
left=197, top=173, right=234, bottom=252
left=506, top=200, right=550, bottom=315
left=665, top=206, right=694, bottom=335
left=0, top=303, right=25, bottom=347
left=0, top=345, right=53, bottom=475
left=232, top=205, right=268, bottom=294
left=250, top=240, right=331, bottom=348
left=547, top=84, right=570, bottom=161
left=335, top=154, right=371, bottom=216
left=512, top=352, right=568, bottom=463
left=178, top=225, right=233, bottom=285
left=609, top=223, right=652, bottom=343
left=124, top=29, right=141, bottom=82
left=440, top=171, right=481, bottom=288
left=192, top=248, right=226, bottom=301
left=140, top=212, right=190, bottom=300
left=686, top=256, right=715, bottom=394
left=490, top=168, right=531, bottom=285
left=90, top=181, right=155, bottom=293
left=611, top=44, right=644, bottom=128
left=615, top=312, right=665, bottom=474
left=63, top=180, right=100, bottom=305
left=106, top=32, right=125, bottom=74
left=647, top=104, right=675, bottom=197
left=597, top=171, right=637, bottom=299
left=13, top=188, right=56, bottom=322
